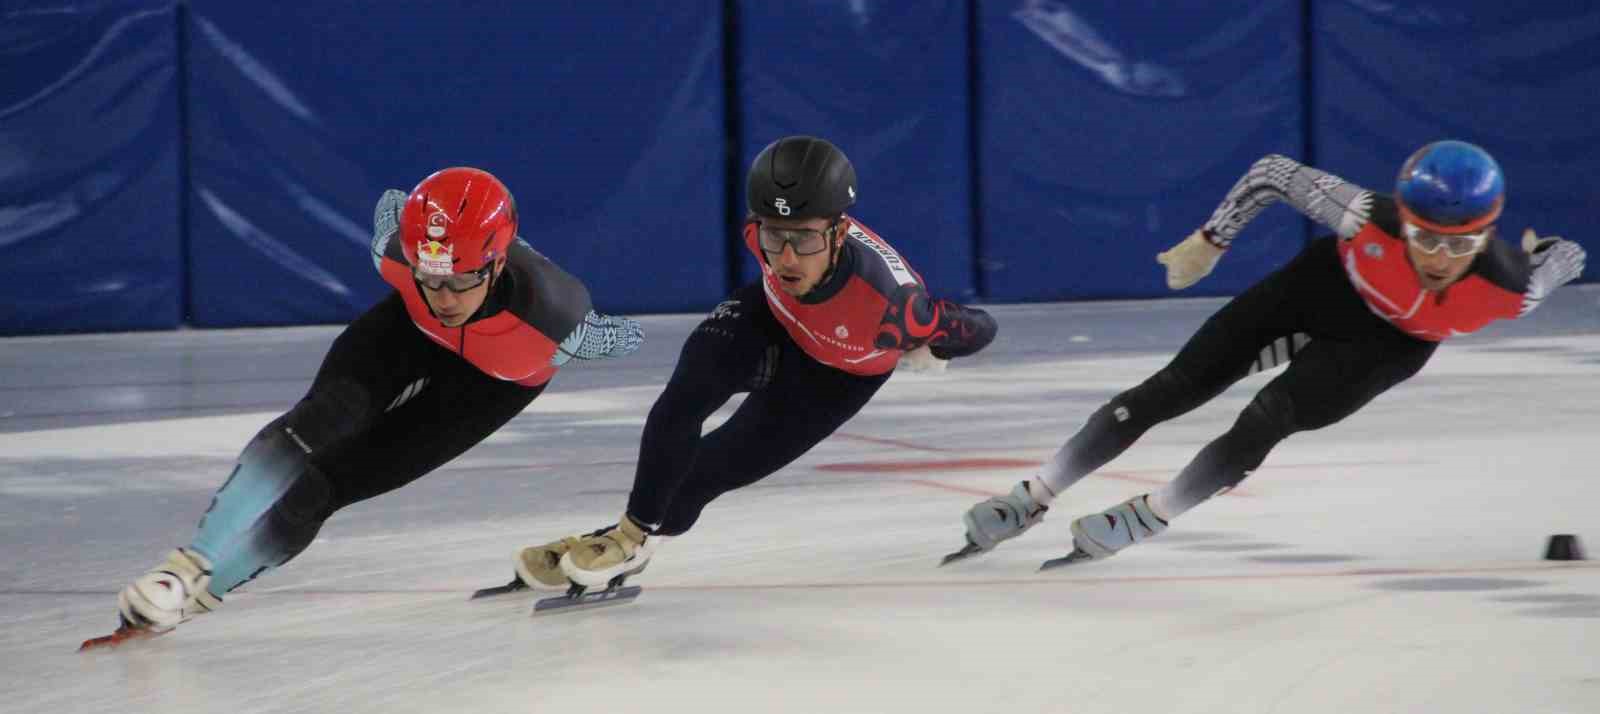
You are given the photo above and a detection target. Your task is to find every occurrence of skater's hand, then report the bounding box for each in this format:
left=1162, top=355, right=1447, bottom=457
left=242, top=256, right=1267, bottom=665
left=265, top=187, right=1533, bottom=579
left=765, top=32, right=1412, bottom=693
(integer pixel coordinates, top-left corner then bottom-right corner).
left=1522, top=228, right=1582, bottom=270
left=1521, top=227, right=1559, bottom=257
left=556, top=312, right=645, bottom=364
left=608, top=315, right=645, bottom=357
left=896, top=344, right=947, bottom=374
left=1525, top=229, right=1586, bottom=298
left=1157, top=230, right=1225, bottom=290
left=370, top=189, right=407, bottom=267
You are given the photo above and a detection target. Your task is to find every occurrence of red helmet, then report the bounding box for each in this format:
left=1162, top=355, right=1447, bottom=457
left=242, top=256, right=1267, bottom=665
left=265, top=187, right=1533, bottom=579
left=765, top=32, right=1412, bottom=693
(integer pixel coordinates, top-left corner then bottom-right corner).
left=400, top=167, right=518, bottom=277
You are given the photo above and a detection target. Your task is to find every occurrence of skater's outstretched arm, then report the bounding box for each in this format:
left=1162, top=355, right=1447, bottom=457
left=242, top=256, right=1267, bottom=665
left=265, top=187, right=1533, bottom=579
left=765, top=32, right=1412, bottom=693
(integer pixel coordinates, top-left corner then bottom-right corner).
left=375, top=188, right=643, bottom=367
left=1159, top=154, right=1378, bottom=289
left=872, top=283, right=997, bottom=360
left=1201, top=154, right=1377, bottom=247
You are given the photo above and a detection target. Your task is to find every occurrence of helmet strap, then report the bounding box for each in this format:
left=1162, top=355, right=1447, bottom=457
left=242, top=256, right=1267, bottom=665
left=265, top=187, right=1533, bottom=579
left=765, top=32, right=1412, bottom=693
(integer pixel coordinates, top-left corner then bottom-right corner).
left=412, top=257, right=505, bottom=326
left=465, top=257, right=507, bottom=323
left=412, top=277, right=443, bottom=321
left=466, top=271, right=495, bottom=323
left=812, top=218, right=846, bottom=290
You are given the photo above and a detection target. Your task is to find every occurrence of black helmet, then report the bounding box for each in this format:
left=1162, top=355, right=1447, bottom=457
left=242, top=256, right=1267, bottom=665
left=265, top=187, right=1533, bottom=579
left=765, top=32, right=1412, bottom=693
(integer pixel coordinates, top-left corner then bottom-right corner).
left=746, top=136, right=856, bottom=221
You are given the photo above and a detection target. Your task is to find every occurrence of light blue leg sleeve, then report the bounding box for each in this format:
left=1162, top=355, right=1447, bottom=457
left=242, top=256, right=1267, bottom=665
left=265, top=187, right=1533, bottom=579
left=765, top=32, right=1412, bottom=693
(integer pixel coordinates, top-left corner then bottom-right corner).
left=190, top=419, right=333, bottom=598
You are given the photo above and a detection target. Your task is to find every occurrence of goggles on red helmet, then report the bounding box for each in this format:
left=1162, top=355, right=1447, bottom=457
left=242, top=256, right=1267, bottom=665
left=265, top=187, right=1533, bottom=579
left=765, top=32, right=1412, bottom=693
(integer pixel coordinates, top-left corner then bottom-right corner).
left=413, top=262, right=493, bottom=292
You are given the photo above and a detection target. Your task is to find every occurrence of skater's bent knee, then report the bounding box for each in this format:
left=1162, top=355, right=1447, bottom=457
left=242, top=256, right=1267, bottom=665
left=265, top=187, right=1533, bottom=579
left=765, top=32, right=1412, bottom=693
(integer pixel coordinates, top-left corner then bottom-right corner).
left=1238, top=389, right=1296, bottom=442
left=277, top=464, right=335, bottom=525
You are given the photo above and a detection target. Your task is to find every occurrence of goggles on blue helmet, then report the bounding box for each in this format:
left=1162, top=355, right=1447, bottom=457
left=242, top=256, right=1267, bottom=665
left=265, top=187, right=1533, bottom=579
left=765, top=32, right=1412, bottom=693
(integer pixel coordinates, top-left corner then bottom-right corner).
left=1400, top=221, right=1491, bottom=258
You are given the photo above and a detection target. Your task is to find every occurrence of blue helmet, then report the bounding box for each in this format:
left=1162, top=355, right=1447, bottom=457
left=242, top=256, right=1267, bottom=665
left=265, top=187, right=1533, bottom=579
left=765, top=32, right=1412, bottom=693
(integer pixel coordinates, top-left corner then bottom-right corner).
left=1395, top=140, right=1504, bottom=234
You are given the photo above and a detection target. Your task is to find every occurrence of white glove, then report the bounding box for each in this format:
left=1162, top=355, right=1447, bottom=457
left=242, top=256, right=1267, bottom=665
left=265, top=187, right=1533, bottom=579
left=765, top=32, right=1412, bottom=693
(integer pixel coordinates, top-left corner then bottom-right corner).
left=897, top=344, right=947, bottom=374
left=370, top=189, right=407, bottom=270
left=596, top=314, right=645, bottom=358
left=1156, top=230, right=1226, bottom=290
left=1523, top=228, right=1586, bottom=297
left=1522, top=228, right=1572, bottom=264
left=554, top=312, right=644, bottom=364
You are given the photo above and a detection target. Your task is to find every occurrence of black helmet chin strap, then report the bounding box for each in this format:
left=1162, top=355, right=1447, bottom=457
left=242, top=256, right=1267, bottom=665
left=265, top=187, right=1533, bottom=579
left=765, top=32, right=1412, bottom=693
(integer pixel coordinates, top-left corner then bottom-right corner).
left=465, top=267, right=498, bottom=324
left=805, top=218, right=847, bottom=297
left=412, top=277, right=442, bottom=321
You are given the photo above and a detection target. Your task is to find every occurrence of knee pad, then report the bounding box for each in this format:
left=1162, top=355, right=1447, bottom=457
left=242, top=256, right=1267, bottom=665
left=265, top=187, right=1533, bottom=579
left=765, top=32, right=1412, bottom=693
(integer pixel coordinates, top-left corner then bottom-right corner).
left=262, top=462, right=334, bottom=565
left=1238, top=389, right=1297, bottom=443
left=194, top=420, right=339, bottom=594
left=274, top=463, right=333, bottom=526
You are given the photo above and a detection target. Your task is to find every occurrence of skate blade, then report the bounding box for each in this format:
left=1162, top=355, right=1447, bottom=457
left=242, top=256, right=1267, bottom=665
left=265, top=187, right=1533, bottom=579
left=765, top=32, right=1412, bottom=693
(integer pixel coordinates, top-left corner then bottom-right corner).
left=938, top=540, right=984, bottom=567
left=78, top=624, right=167, bottom=652
left=469, top=577, right=531, bottom=600
left=532, top=585, right=642, bottom=616
left=1039, top=548, right=1096, bottom=571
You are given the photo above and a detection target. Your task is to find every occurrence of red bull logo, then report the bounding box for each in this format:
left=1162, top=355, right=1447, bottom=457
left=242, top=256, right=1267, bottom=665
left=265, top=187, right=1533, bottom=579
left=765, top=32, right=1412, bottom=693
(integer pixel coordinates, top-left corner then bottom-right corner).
left=416, top=240, right=454, bottom=276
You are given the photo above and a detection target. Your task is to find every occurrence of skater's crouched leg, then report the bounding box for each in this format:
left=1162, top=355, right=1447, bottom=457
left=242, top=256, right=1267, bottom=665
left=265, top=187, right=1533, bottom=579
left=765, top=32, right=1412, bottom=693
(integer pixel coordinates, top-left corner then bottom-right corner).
left=180, top=387, right=360, bottom=606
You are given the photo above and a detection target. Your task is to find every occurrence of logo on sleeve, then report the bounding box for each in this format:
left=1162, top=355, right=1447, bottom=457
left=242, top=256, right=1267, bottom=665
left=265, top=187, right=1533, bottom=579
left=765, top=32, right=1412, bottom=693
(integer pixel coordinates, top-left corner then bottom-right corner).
left=709, top=300, right=742, bottom=321
left=847, top=225, right=916, bottom=286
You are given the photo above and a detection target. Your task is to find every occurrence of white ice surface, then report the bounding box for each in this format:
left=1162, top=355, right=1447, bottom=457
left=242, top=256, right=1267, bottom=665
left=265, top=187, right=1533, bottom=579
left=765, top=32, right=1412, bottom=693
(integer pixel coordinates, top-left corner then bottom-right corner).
left=2, top=301, right=1599, bottom=714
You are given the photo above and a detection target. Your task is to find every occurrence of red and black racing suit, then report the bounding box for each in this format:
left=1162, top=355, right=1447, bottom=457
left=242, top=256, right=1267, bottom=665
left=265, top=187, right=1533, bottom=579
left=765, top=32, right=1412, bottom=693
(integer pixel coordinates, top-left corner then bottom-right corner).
left=625, top=216, right=998, bottom=534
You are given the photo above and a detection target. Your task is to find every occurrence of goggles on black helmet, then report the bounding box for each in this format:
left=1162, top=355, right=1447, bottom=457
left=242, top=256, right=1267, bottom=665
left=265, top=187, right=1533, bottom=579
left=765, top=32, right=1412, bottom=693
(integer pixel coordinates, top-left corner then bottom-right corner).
left=756, top=220, right=838, bottom=256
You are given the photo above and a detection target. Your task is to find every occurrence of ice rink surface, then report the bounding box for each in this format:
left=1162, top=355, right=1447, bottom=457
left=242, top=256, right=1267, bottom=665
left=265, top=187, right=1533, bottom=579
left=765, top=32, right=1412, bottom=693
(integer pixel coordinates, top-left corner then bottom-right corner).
left=4, top=288, right=1599, bottom=714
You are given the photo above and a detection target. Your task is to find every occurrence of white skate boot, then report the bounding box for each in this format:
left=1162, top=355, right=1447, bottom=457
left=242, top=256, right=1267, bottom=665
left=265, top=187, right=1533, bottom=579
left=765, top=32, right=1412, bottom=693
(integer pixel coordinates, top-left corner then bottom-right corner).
left=942, top=480, right=1050, bottom=565
left=559, top=515, right=662, bottom=589
left=84, top=547, right=222, bottom=650
left=514, top=535, right=584, bottom=589
left=117, top=547, right=222, bottom=631
left=1041, top=494, right=1168, bottom=570
left=471, top=524, right=622, bottom=601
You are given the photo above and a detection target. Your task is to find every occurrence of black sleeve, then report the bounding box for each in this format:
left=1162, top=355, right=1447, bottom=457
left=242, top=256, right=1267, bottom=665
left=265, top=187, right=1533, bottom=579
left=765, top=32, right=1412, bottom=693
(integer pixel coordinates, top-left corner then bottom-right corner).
left=504, top=238, right=592, bottom=342
left=1366, top=194, right=1402, bottom=240
left=1473, top=236, right=1533, bottom=294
